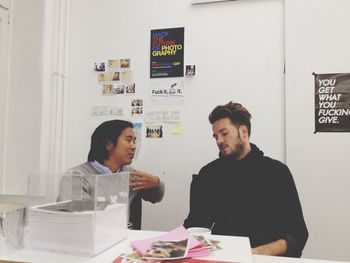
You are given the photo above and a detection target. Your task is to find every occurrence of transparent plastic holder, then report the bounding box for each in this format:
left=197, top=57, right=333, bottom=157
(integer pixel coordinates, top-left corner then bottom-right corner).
left=0, top=203, right=25, bottom=256
left=26, top=172, right=129, bottom=256
left=0, top=171, right=57, bottom=256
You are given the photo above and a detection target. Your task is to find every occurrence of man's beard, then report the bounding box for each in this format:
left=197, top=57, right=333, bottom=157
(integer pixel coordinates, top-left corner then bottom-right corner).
left=226, top=142, right=244, bottom=159
left=221, top=133, right=245, bottom=159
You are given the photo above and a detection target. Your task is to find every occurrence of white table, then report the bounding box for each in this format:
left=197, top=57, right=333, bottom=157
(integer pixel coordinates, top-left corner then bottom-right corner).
left=253, top=255, right=349, bottom=263
left=0, top=230, right=347, bottom=263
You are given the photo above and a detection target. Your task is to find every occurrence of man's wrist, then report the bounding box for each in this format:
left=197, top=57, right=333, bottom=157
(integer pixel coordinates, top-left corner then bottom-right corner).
left=252, top=239, right=287, bottom=256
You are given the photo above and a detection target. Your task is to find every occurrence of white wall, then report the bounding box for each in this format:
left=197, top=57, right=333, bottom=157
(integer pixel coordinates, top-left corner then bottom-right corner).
left=1, top=0, right=45, bottom=193
left=6, top=0, right=350, bottom=261
left=0, top=0, right=10, bottom=9
left=0, top=2, right=10, bottom=191
left=64, top=0, right=284, bottom=231
left=285, top=0, right=350, bottom=261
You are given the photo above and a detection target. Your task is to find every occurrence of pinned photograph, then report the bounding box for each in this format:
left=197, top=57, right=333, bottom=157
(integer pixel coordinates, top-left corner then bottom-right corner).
left=98, top=72, right=110, bottom=83
left=102, top=84, right=114, bottom=95
left=121, top=71, right=133, bottom=82
left=126, top=83, right=136, bottom=94
left=146, top=125, right=163, bottom=138
left=113, top=84, right=125, bottom=94
left=108, top=59, right=121, bottom=69
left=131, top=98, right=143, bottom=107
left=94, top=62, right=106, bottom=72
left=112, top=72, right=120, bottom=81
left=111, top=106, right=125, bottom=116
left=98, top=72, right=121, bottom=83
left=98, top=72, right=107, bottom=83
left=131, top=107, right=143, bottom=116
left=121, top=58, right=131, bottom=68
left=186, top=65, right=195, bottom=76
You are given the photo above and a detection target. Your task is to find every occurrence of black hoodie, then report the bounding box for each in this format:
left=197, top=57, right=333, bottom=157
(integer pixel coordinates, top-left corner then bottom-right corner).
left=184, top=143, right=308, bottom=257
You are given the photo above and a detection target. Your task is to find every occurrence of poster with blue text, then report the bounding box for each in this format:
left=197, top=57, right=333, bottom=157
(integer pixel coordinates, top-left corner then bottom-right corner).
left=150, top=27, right=184, bottom=78
left=314, top=73, right=350, bottom=132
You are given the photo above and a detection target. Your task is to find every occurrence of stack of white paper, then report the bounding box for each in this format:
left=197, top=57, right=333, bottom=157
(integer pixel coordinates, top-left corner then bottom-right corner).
left=27, top=200, right=127, bottom=256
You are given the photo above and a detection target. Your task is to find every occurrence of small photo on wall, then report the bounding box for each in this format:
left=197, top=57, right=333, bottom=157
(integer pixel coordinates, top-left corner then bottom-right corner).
left=131, top=98, right=143, bottom=106
left=108, top=59, right=121, bottom=69
left=102, top=84, right=113, bottom=95
left=146, top=125, right=163, bottom=138
left=113, top=84, right=125, bottom=94
left=121, top=71, right=133, bottom=82
left=131, top=107, right=143, bottom=116
left=98, top=72, right=121, bottom=83
left=185, top=65, right=195, bottom=76
left=126, top=83, right=136, bottom=94
left=112, top=72, right=120, bottom=81
left=121, top=58, right=131, bottom=68
left=94, top=62, right=106, bottom=72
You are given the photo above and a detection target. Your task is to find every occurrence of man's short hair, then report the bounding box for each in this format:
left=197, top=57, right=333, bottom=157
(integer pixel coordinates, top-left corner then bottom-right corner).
left=87, top=119, right=133, bottom=163
left=209, top=101, right=252, bottom=136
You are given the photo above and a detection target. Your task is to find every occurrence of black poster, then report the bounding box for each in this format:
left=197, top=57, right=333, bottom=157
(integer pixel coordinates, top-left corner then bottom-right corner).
left=150, top=27, right=184, bottom=78
left=314, top=73, right=350, bottom=132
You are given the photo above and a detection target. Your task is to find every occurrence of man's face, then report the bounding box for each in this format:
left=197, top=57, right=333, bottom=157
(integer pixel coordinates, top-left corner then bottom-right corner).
left=107, top=127, right=136, bottom=167
left=212, top=118, right=245, bottom=159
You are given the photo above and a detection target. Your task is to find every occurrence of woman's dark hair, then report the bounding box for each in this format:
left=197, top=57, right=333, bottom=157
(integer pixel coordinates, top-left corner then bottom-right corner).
left=87, top=119, right=133, bottom=163
left=208, top=101, right=252, bottom=136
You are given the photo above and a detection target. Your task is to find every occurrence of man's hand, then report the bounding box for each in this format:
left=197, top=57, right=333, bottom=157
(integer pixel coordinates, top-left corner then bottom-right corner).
left=251, top=239, right=287, bottom=256
left=130, top=170, right=160, bottom=191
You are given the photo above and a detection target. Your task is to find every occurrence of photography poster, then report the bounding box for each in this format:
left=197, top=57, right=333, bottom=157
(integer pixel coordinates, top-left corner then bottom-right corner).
left=314, top=72, right=350, bottom=132
left=150, top=27, right=184, bottom=78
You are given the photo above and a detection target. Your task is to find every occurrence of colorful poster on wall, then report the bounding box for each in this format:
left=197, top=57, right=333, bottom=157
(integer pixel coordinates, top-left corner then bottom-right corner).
left=150, top=27, right=184, bottom=78
left=314, top=72, right=350, bottom=132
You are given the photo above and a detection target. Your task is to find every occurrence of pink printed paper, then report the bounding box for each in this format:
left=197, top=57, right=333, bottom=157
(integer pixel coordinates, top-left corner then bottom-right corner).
left=131, top=226, right=210, bottom=258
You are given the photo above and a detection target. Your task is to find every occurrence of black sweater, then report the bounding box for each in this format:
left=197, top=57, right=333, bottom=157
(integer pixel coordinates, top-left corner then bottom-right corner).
left=184, top=144, right=308, bottom=257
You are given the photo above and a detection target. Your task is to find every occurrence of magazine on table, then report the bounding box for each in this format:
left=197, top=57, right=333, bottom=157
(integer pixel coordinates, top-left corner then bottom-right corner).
left=113, top=253, right=236, bottom=263
left=142, top=238, right=189, bottom=260
left=131, top=226, right=210, bottom=259
left=112, top=252, right=148, bottom=263
left=116, top=225, right=251, bottom=263
left=191, top=235, right=222, bottom=251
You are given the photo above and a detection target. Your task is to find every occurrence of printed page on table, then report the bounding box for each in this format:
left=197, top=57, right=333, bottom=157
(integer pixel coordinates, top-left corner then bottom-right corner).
left=191, top=235, right=222, bottom=251
left=131, top=226, right=201, bottom=255
left=142, top=239, right=189, bottom=260
left=112, top=252, right=237, bottom=263
left=112, top=252, right=156, bottom=263
left=171, top=258, right=239, bottom=263
left=166, top=259, right=238, bottom=263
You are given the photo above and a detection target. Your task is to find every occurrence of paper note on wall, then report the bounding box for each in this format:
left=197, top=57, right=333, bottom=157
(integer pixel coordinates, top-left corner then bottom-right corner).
left=172, top=123, right=183, bottom=135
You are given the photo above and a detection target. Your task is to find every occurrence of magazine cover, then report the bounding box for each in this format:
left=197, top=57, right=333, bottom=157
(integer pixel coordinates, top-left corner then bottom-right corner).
left=112, top=253, right=236, bottom=263
left=143, top=239, right=189, bottom=260
left=131, top=226, right=210, bottom=258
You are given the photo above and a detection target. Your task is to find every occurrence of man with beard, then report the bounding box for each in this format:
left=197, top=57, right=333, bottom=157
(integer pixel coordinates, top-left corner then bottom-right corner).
left=184, top=102, right=308, bottom=257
